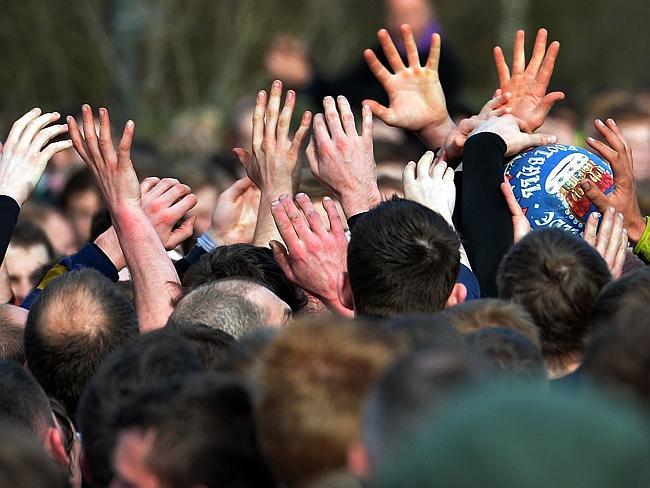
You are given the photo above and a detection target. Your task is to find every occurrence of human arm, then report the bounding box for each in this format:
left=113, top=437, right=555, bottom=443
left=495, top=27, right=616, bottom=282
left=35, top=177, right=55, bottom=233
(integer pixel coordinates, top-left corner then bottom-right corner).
left=307, top=97, right=381, bottom=218
left=270, top=193, right=353, bottom=318
left=67, top=105, right=181, bottom=332
left=233, top=81, right=312, bottom=247
left=493, top=28, right=565, bottom=133
left=363, top=24, right=453, bottom=149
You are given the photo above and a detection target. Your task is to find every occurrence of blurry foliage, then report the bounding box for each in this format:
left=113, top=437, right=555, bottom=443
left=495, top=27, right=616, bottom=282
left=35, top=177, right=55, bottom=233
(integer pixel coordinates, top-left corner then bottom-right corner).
left=0, top=0, right=648, bottom=155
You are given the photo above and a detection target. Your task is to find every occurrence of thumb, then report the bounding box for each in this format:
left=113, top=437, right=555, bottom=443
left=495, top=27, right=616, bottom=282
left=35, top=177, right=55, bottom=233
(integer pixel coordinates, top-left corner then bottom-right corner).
left=232, top=148, right=252, bottom=170
left=269, top=240, right=294, bottom=281
left=524, top=132, right=557, bottom=149
left=166, top=216, right=196, bottom=250
left=580, top=180, right=609, bottom=212
left=362, top=99, right=390, bottom=123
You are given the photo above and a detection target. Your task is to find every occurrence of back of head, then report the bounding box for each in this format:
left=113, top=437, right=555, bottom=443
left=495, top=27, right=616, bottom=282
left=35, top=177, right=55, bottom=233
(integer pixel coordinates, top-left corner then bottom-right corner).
left=172, top=323, right=236, bottom=370
left=380, top=314, right=466, bottom=352
left=114, top=373, right=275, bottom=488
left=0, top=304, right=27, bottom=363
left=0, top=423, right=68, bottom=488
left=24, top=268, right=138, bottom=418
left=442, top=298, right=541, bottom=348
left=182, top=243, right=307, bottom=312
left=375, top=384, right=650, bottom=488
left=497, top=229, right=611, bottom=368
left=169, top=279, right=276, bottom=338
left=0, top=360, right=53, bottom=436
left=363, top=348, right=483, bottom=473
left=348, top=198, right=460, bottom=319
left=256, top=318, right=404, bottom=486
left=78, top=329, right=203, bottom=487
left=582, top=296, right=650, bottom=406
left=466, top=328, right=547, bottom=383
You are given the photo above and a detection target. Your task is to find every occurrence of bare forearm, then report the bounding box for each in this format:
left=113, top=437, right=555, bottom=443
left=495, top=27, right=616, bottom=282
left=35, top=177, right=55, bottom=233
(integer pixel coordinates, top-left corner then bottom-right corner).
left=253, top=194, right=284, bottom=247
left=112, top=207, right=180, bottom=332
left=417, top=117, right=455, bottom=150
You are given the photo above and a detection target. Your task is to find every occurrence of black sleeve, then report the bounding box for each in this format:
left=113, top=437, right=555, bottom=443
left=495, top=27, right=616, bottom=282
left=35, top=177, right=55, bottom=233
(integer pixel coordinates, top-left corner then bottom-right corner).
left=460, top=133, right=513, bottom=297
left=0, top=196, right=20, bottom=265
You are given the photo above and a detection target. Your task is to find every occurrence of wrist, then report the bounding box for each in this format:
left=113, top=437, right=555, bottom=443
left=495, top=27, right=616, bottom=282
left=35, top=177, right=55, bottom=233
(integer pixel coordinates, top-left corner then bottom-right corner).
left=340, top=186, right=382, bottom=218
left=628, top=215, right=648, bottom=244
left=0, top=189, right=25, bottom=207
left=94, top=227, right=126, bottom=270
left=417, top=117, right=455, bottom=149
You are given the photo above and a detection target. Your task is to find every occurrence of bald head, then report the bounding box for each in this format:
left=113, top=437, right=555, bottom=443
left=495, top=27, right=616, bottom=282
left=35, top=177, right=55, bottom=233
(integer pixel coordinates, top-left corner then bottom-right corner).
left=24, top=269, right=138, bottom=416
left=169, top=279, right=291, bottom=338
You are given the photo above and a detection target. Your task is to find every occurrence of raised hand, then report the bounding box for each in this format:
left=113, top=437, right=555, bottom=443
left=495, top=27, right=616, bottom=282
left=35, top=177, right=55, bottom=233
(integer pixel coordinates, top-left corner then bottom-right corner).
left=140, top=177, right=197, bottom=250
left=469, top=114, right=557, bottom=157
left=493, top=29, right=565, bottom=133
left=364, top=24, right=453, bottom=148
left=403, top=151, right=456, bottom=225
left=307, top=97, right=381, bottom=218
left=500, top=176, right=532, bottom=243
left=580, top=118, right=646, bottom=244
left=0, top=109, right=71, bottom=206
left=208, top=177, right=261, bottom=245
left=583, top=207, right=628, bottom=280
left=270, top=193, right=353, bottom=318
left=438, top=91, right=511, bottom=163
left=234, top=80, right=311, bottom=246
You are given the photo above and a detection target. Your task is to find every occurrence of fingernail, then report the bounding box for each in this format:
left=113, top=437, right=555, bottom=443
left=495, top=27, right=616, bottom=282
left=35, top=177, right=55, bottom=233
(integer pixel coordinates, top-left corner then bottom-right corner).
left=258, top=90, right=265, bottom=99
left=323, top=196, right=332, bottom=202
left=66, top=116, right=73, bottom=123
left=611, top=119, right=618, bottom=127
left=279, top=194, right=289, bottom=201
left=126, top=120, right=134, bottom=128
left=608, top=207, right=616, bottom=214
left=587, top=137, right=595, bottom=142
left=548, top=135, right=558, bottom=144
left=271, top=200, right=280, bottom=207
left=596, top=119, right=605, bottom=126
left=617, top=212, right=624, bottom=220
left=296, top=192, right=307, bottom=199
left=99, top=108, right=106, bottom=116
left=286, top=90, right=294, bottom=101
left=273, top=80, right=281, bottom=89
left=592, top=212, right=600, bottom=219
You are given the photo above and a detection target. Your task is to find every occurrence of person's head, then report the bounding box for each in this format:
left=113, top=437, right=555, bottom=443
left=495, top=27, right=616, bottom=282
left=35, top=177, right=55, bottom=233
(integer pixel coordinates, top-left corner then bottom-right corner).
left=112, top=373, right=275, bottom=488
left=24, top=269, right=138, bottom=418
left=0, top=361, right=70, bottom=470
left=466, top=328, right=547, bottom=383
left=582, top=294, right=650, bottom=407
left=183, top=244, right=307, bottom=312
left=355, top=348, right=482, bottom=479
left=0, top=304, right=28, bottom=363
left=171, top=323, right=236, bottom=371
left=440, top=298, right=541, bottom=349
left=177, top=165, right=228, bottom=235
left=169, top=278, right=291, bottom=337
left=497, top=229, right=611, bottom=376
left=219, top=327, right=279, bottom=378
left=374, top=384, right=650, bottom=487
left=20, top=203, right=77, bottom=255
left=380, top=314, right=466, bottom=352
left=78, top=329, right=203, bottom=487
left=344, top=198, right=465, bottom=319
left=60, top=168, right=103, bottom=245
left=5, top=222, right=55, bottom=302
left=0, top=422, right=68, bottom=488
left=255, top=318, right=405, bottom=486
left=383, top=0, right=434, bottom=39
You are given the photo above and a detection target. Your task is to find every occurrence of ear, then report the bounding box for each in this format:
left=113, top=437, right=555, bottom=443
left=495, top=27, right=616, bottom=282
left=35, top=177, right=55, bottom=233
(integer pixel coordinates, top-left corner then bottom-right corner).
left=445, top=283, right=467, bottom=308
left=337, top=271, right=354, bottom=311
left=347, top=440, right=371, bottom=480
left=45, top=426, right=69, bottom=468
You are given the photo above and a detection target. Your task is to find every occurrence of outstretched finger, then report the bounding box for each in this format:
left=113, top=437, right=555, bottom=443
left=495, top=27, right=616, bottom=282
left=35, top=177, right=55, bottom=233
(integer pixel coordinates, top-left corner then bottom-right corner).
left=512, top=30, right=526, bottom=76
left=377, top=28, right=405, bottom=73
left=416, top=151, right=434, bottom=179
left=479, top=92, right=511, bottom=118
left=4, top=108, right=41, bottom=151
left=579, top=179, right=609, bottom=213
left=289, top=111, right=312, bottom=159
left=98, top=108, right=117, bottom=163
left=583, top=211, right=599, bottom=246
left=323, top=96, right=345, bottom=140
left=402, top=160, right=416, bottom=186
left=337, top=96, right=358, bottom=137
left=280, top=194, right=311, bottom=240
left=269, top=239, right=295, bottom=282
left=527, top=28, right=548, bottom=74
left=40, top=140, right=73, bottom=163
left=18, top=112, right=61, bottom=153
left=362, top=99, right=391, bottom=125
left=537, top=41, right=560, bottom=87
left=400, top=24, right=421, bottom=67
left=81, top=104, right=103, bottom=165
left=361, top=104, right=374, bottom=144
left=500, top=177, right=524, bottom=218
left=252, top=90, right=267, bottom=154
left=430, top=159, right=448, bottom=180
left=31, top=124, right=69, bottom=154
left=612, top=229, right=628, bottom=279
left=117, top=120, right=134, bottom=170
left=493, top=47, right=510, bottom=87
left=425, top=33, right=441, bottom=71
left=277, top=90, right=296, bottom=143
left=605, top=211, right=625, bottom=262
left=306, top=136, right=320, bottom=178
left=605, top=118, right=633, bottom=164
left=140, top=177, right=161, bottom=194
left=322, top=196, right=346, bottom=237
left=295, top=192, right=326, bottom=235
left=67, top=116, right=91, bottom=163
left=264, top=80, right=283, bottom=144
left=595, top=207, right=616, bottom=255
left=166, top=216, right=197, bottom=250
left=364, top=49, right=392, bottom=85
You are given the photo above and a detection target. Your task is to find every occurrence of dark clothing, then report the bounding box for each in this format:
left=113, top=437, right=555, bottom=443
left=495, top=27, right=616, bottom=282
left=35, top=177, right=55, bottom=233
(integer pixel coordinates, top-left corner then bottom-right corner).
left=460, top=133, right=513, bottom=298
left=0, top=195, right=20, bottom=265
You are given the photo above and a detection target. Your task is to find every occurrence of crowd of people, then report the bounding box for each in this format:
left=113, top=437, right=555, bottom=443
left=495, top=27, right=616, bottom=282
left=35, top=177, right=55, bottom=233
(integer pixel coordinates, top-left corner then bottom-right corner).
left=1, top=0, right=650, bottom=487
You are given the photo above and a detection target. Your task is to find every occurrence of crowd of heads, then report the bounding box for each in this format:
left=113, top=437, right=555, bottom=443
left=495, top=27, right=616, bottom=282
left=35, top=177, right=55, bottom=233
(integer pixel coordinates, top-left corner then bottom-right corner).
left=1, top=0, right=650, bottom=487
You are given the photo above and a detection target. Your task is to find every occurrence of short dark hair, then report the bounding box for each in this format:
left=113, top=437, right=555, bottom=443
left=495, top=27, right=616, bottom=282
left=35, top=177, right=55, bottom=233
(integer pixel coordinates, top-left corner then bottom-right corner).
left=171, top=323, right=236, bottom=371
left=114, top=373, right=276, bottom=487
left=0, top=306, right=26, bottom=363
left=363, top=348, right=483, bottom=471
left=77, top=329, right=203, bottom=487
left=168, top=279, right=268, bottom=338
left=0, top=422, right=68, bottom=488
left=182, top=244, right=307, bottom=312
left=59, top=168, right=99, bottom=211
left=466, top=328, right=547, bottom=383
left=10, top=221, right=55, bottom=259
left=0, top=360, right=54, bottom=435
left=380, top=314, right=466, bottom=352
left=497, top=229, right=611, bottom=367
left=24, top=269, right=138, bottom=419
left=348, top=198, right=460, bottom=319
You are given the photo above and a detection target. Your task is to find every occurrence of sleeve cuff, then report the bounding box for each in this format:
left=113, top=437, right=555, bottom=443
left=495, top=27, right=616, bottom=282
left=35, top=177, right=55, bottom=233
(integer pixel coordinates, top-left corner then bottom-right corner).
left=633, top=216, right=650, bottom=263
